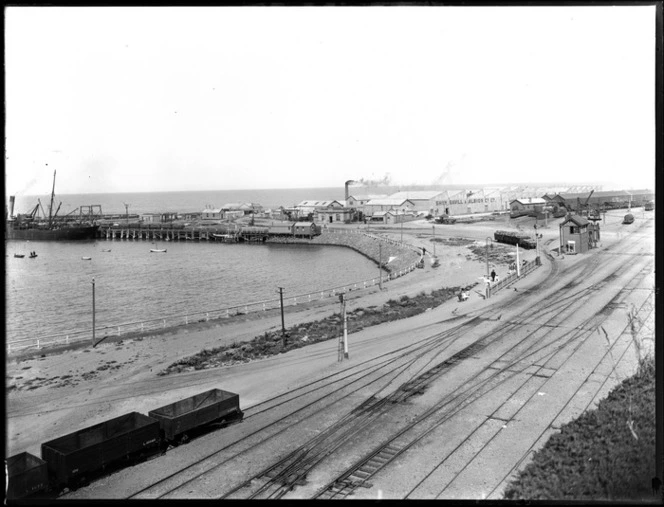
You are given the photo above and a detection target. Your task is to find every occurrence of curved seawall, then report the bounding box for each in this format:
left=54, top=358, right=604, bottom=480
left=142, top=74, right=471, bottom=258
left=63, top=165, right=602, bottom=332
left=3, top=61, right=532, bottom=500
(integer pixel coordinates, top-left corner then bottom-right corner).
left=266, top=230, right=422, bottom=273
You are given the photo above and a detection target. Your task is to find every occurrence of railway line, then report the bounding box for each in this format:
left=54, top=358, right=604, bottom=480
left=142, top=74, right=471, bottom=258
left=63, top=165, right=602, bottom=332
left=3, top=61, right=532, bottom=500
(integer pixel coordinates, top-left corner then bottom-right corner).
left=57, top=216, right=653, bottom=500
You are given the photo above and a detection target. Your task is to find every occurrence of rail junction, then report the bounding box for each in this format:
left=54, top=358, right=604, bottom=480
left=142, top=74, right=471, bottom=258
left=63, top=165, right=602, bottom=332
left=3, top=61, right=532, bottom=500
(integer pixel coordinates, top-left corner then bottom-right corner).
left=51, top=216, right=655, bottom=500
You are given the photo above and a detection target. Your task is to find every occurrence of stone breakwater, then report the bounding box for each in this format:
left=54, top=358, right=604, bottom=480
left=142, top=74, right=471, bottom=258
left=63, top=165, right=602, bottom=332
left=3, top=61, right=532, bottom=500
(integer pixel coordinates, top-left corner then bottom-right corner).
left=265, top=231, right=422, bottom=273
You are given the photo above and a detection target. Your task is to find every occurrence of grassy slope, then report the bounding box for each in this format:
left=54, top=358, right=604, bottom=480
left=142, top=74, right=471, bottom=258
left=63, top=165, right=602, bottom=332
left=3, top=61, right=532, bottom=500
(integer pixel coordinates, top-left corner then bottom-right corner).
left=158, top=284, right=475, bottom=375
left=503, top=357, right=656, bottom=501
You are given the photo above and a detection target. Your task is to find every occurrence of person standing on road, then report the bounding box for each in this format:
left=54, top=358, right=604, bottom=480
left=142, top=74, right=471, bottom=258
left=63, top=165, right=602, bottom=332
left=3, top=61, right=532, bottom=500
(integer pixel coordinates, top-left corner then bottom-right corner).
left=491, top=269, right=496, bottom=282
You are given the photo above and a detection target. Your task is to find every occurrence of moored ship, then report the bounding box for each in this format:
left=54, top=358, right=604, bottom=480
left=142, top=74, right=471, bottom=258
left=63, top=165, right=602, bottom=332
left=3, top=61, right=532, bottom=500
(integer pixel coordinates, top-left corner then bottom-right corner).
left=6, top=171, right=100, bottom=241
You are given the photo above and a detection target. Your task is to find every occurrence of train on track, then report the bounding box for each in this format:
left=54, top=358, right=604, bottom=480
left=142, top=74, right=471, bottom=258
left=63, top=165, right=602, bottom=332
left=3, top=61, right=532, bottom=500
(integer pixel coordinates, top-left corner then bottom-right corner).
left=6, top=388, right=243, bottom=499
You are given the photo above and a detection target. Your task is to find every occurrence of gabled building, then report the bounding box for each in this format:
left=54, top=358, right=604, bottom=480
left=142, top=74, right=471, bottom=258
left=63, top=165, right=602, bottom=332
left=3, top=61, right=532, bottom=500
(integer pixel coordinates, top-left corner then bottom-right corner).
left=221, top=202, right=264, bottom=215
left=559, top=214, right=599, bottom=254
left=201, top=208, right=223, bottom=220
left=346, top=194, right=389, bottom=208
left=388, top=191, right=447, bottom=215
left=315, top=206, right=354, bottom=224
left=363, top=198, right=415, bottom=217
left=295, top=200, right=344, bottom=215
left=435, top=189, right=503, bottom=215
left=510, top=197, right=547, bottom=213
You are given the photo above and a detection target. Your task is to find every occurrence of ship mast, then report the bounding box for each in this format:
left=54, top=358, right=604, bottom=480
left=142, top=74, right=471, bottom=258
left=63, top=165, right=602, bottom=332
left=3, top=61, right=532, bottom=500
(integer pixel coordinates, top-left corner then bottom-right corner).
left=48, top=170, right=56, bottom=227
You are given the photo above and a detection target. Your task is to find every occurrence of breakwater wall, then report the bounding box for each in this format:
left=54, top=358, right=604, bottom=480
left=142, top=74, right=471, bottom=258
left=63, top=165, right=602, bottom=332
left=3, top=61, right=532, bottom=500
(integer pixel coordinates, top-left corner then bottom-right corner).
left=266, top=230, right=421, bottom=274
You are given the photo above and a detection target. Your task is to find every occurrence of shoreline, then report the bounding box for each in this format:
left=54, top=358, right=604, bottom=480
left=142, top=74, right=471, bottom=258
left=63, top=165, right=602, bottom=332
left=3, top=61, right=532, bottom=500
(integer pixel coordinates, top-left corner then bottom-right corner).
left=6, top=217, right=544, bottom=458
left=7, top=229, right=423, bottom=358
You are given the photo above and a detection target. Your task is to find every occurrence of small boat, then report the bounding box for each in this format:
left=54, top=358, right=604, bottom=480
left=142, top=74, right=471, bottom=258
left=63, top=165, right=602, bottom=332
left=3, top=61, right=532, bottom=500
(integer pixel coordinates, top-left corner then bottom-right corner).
left=14, top=253, right=25, bottom=258
left=81, top=256, right=92, bottom=260
left=150, top=248, right=167, bottom=253
left=29, top=252, right=38, bottom=258
left=101, top=249, right=111, bottom=252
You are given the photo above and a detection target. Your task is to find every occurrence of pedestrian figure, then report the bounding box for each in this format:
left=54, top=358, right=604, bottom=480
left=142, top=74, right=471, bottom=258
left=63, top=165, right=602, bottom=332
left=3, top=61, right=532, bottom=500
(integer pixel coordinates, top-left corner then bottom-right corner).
left=491, top=269, right=496, bottom=281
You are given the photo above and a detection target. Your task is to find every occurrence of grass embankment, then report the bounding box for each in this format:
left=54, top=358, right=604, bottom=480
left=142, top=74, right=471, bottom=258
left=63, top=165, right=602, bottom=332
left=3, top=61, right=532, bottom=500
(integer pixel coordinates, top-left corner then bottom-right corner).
left=503, top=356, right=656, bottom=501
left=158, top=284, right=475, bottom=376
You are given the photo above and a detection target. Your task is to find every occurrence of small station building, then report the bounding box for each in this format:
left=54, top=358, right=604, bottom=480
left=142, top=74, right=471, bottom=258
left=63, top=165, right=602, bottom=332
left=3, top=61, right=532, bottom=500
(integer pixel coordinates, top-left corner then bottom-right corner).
left=559, top=214, right=600, bottom=254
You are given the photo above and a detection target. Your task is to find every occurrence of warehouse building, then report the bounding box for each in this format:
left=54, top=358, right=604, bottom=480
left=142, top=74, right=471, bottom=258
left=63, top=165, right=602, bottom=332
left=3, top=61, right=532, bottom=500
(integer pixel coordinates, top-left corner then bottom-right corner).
left=387, top=191, right=447, bottom=215
left=510, top=197, right=547, bottom=214
left=363, top=198, right=415, bottom=217
left=346, top=194, right=389, bottom=208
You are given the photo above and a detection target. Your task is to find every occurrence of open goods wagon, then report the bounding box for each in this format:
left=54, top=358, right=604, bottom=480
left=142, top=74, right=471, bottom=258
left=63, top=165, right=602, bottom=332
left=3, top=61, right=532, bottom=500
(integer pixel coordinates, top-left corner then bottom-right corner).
left=6, top=452, right=49, bottom=499
left=148, top=388, right=243, bottom=442
left=40, top=412, right=161, bottom=489
left=494, top=230, right=537, bottom=249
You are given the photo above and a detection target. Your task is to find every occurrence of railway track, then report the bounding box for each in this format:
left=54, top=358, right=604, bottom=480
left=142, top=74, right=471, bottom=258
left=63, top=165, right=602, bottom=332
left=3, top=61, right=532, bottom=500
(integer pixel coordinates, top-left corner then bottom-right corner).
left=58, top=219, right=653, bottom=500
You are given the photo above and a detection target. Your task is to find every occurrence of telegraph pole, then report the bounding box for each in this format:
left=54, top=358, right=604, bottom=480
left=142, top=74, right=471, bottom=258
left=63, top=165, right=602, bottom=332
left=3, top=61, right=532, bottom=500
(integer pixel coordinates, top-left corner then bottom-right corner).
left=378, top=243, right=383, bottom=290
left=278, top=287, right=287, bottom=347
left=339, top=293, right=349, bottom=359
left=432, top=225, right=436, bottom=257
left=92, top=277, right=96, bottom=342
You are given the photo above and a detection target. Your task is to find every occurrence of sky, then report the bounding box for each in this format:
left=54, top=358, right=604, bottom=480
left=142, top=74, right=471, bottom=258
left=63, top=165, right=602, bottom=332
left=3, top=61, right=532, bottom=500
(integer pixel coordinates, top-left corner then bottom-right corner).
left=4, top=6, right=657, bottom=196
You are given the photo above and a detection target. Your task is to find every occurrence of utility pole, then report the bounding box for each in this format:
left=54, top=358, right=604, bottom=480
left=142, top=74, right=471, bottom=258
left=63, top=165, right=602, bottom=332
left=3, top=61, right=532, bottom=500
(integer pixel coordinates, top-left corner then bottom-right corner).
left=432, top=225, right=436, bottom=257
left=278, top=287, right=287, bottom=347
left=339, top=293, right=349, bottom=360
left=378, top=243, right=383, bottom=290
left=92, top=277, right=96, bottom=342
left=485, top=237, right=492, bottom=279
left=516, top=243, right=521, bottom=277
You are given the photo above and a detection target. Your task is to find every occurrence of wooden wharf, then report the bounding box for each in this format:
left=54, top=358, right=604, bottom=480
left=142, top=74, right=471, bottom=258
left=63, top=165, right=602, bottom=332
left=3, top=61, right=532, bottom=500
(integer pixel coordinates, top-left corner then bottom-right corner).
left=98, top=225, right=241, bottom=242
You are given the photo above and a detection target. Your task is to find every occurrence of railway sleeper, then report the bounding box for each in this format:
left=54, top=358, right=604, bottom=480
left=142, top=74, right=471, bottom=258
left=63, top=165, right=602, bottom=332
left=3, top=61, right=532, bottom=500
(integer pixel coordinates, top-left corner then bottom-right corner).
left=353, top=470, right=372, bottom=479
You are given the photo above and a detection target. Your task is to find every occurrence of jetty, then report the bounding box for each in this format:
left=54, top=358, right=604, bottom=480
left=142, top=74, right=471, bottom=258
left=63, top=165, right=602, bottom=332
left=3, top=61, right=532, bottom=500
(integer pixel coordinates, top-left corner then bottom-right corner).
left=97, top=221, right=320, bottom=243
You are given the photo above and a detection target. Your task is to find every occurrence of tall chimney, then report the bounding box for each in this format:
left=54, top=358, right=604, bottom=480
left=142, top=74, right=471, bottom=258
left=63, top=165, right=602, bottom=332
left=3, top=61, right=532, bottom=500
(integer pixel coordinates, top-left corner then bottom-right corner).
left=9, top=196, right=15, bottom=217
left=345, top=180, right=356, bottom=202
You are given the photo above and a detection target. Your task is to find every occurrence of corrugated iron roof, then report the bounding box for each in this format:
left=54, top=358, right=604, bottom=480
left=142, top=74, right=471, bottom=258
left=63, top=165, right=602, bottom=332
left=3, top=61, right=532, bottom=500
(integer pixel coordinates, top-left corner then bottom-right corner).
left=511, top=198, right=547, bottom=205
left=365, top=198, right=414, bottom=206
left=388, top=191, right=445, bottom=200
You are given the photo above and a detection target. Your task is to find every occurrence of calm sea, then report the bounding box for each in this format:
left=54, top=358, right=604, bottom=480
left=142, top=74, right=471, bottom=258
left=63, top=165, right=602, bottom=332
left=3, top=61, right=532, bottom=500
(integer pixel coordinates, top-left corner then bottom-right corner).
left=6, top=239, right=379, bottom=344
left=8, top=187, right=348, bottom=216
left=5, top=187, right=396, bottom=345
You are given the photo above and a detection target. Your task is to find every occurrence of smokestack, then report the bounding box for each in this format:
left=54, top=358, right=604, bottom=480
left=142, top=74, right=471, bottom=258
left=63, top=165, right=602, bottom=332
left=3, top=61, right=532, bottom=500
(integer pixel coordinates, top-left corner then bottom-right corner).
left=345, top=180, right=356, bottom=202
left=9, top=196, right=15, bottom=217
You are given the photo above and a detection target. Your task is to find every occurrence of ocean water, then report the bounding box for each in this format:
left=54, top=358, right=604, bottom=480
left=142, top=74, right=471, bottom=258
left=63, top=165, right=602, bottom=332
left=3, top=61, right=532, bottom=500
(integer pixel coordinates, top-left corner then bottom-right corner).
left=6, top=238, right=379, bottom=344
left=8, top=187, right=348, bottom=216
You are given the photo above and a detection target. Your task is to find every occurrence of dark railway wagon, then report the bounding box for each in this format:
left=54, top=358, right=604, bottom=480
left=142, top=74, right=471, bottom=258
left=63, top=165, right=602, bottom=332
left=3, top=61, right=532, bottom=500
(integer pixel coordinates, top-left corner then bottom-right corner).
left=148, top=389, right=243, bottom=442
left=6, top=452, right=49, bottom=499
left=41, top=412, right=161, bottom=488
left=494, top=230, right=537, bottom=249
